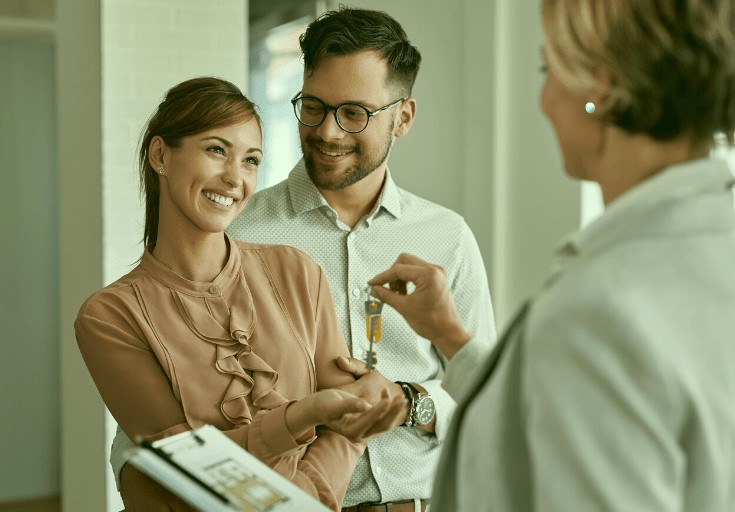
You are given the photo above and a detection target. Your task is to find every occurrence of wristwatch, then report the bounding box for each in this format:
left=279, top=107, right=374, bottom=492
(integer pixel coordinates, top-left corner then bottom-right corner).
left=406, top=382, right=436, bottom=426
left=397, top=381, right=436, bottom=427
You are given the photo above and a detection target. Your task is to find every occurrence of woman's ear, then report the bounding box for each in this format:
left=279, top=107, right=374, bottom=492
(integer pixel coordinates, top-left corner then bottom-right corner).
left=148, top=136, right=167, bottom=171
left=393, top=97, right=416, bottom=138
left=590, top=68, right=612, bottom=110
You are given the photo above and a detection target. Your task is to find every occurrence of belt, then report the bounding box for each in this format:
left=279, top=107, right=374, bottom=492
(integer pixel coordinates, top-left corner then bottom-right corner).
left=342, top=499, right=428, bottom=512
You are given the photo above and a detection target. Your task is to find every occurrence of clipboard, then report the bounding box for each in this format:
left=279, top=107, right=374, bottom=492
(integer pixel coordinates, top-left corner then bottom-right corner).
left=125, top=424, right=330, bottom=512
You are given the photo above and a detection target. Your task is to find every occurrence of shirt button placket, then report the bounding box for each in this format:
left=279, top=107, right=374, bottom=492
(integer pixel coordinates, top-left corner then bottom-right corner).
left=345, top=230, right=362, bottom=353
left=346, top=230, right=367, bottom=353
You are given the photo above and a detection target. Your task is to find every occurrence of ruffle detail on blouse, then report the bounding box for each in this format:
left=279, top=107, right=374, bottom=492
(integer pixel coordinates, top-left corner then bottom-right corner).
left=172, top=274, right=288, bottom=425
left=216, top=344, right=288, bottom=424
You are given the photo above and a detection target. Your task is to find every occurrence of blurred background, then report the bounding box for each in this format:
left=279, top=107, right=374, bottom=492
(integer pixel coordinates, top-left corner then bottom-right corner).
left=0, top=1, right=589, bottom=510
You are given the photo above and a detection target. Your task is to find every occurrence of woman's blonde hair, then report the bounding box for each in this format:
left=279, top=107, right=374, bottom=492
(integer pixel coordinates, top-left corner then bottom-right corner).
left=541, top=0, right=735, bottom=145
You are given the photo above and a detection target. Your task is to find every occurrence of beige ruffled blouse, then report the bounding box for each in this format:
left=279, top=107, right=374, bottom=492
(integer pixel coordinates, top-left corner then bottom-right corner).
left=75, top=234, right=362, bottom=509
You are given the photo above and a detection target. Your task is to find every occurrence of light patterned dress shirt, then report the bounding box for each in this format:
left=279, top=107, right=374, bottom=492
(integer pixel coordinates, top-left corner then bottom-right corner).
left=228, top=160, right=496, bottom=506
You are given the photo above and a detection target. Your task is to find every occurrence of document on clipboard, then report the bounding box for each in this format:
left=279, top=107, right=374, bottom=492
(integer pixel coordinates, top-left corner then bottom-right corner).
left=125, top=424, right=330, bottom=512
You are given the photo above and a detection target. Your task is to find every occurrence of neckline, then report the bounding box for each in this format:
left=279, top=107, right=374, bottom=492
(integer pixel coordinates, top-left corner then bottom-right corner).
left=140, top=233, right=241, bottom=296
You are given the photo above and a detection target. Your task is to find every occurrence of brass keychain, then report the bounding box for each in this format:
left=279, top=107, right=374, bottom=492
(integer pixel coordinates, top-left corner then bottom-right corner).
left=364, top=286, right=383, bottom=371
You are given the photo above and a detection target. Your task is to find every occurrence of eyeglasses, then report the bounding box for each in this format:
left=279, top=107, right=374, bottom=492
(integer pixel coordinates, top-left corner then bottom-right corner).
left=291, top=93, right=405, bottom=134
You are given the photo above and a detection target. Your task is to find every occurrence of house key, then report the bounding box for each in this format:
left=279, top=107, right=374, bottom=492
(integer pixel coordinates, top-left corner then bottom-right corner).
left=364, top=286, right=383, bottom=371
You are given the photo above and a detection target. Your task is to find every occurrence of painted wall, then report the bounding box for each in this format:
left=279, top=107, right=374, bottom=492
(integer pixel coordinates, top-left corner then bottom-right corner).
left=0, top=40, right=59, bottom=503
left=57, top=1, right=104, bottom=510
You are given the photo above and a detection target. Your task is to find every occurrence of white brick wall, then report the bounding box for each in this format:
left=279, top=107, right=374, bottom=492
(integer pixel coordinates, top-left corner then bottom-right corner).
left=101, top=2, right=247, bottom=508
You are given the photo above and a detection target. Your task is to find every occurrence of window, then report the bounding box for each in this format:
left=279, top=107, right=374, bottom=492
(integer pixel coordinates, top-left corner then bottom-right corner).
left=249, top=0, right=324, bottom=189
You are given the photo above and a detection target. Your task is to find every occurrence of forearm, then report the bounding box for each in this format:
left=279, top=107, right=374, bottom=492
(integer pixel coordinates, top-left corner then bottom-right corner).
left=429, top=326, right=474, bottom=360
left=284, top=399, right=321, bottom=440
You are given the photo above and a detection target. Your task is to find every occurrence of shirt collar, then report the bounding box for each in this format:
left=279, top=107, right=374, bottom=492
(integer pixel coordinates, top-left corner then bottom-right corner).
left=287, top=158, right=403, bottom=219
left=287, top=159, right=330, bottom=215
left=378, top=168, right=402, bottom=219
left=554, top=156, right=735, bottom=264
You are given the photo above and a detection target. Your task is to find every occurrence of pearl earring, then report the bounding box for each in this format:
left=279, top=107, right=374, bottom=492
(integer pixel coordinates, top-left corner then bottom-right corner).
left=585, top=101, right=596, bottom=114
left=157, top=167, right=164, bottom=175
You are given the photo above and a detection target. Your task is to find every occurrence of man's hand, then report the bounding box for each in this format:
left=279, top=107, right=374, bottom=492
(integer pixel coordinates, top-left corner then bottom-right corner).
left=368, top=253, right=473, bottom=359
left=336, top=356, right=411, bottom=432
left=335, top=357, right=402, bottom=402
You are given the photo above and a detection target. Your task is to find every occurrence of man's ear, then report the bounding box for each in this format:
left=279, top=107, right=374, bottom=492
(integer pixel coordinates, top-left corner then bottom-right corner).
left=148, top=136, right=167, bottom=171
left=393, top=97, right=416, bottom=138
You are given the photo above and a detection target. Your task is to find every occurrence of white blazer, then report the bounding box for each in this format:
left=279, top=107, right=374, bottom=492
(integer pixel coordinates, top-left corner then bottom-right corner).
left=435, top=157, right=735, bottom=512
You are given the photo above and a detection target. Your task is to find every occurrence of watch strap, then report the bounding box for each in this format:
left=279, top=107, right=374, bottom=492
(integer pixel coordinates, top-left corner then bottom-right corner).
left=404, top=381, right=424, bottom=398
left=396, top=381, right=415, bottom=427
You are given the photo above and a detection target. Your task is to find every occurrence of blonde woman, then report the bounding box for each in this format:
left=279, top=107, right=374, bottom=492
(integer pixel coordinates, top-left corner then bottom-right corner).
left=370, top=1, right=735, bottom=510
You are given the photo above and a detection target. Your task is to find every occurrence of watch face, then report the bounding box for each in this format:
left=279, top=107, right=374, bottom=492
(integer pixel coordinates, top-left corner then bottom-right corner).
left=415, top=396, right=435, bottom=425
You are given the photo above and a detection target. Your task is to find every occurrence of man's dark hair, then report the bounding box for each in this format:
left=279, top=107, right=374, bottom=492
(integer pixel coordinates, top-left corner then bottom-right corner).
left=299, top=6, right=422, bottom=96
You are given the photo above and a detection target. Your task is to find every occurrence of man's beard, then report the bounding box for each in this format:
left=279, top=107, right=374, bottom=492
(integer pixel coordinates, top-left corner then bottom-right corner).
left=302, top=127, right=393, bottom=192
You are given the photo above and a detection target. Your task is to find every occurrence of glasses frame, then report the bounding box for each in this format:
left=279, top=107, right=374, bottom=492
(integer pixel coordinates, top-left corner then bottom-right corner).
left=290, top=93, right=405, bottom=134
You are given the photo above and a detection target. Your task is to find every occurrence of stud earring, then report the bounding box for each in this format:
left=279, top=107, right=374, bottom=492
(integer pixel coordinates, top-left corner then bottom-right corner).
left=584, top=101, right=596, bottom=114
left=157, top=167, right=164, bottom=175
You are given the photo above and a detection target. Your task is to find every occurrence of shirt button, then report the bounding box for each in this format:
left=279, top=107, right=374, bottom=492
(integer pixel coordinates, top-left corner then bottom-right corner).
left=375, top=466, right=382, bottom=476
left=208, top=285, right=219, bottom=294
left=352, top=288, right=361, bottom=297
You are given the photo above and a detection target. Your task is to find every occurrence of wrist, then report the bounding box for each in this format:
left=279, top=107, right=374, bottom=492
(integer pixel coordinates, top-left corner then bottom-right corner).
left=284, top=399, right=317, bottom=438
left=398, top=381, right=436, bottom=430
left=432, top=326, right=473, bottom=359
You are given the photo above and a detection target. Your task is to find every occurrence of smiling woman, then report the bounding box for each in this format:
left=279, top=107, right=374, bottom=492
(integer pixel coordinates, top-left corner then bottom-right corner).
left=73, top=77, right=405, bottom=512
left=149, top=121, right=263, bottom=275
left=137, top=77, right=263, bottom=254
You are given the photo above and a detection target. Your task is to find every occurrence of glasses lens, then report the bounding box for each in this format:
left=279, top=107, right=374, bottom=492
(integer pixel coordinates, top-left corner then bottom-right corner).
left=336, top=104, right=369, bottom=133
left=295, top=97, right=325, bottom=126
